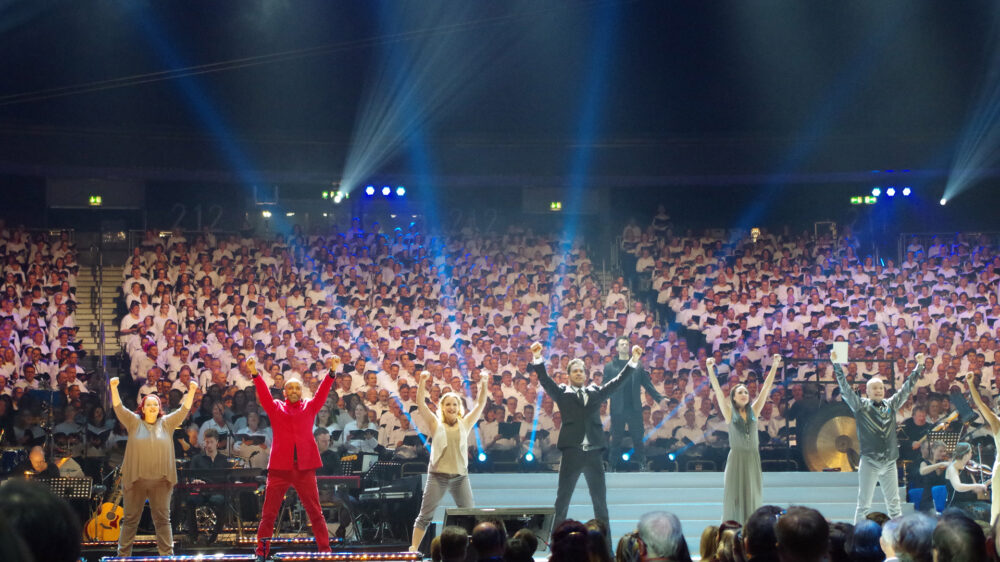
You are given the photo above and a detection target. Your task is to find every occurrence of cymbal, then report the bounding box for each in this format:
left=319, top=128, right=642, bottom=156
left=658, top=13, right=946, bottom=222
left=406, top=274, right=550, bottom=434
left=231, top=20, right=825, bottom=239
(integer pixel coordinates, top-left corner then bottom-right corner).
left=803, top=403, right=860, bottom=472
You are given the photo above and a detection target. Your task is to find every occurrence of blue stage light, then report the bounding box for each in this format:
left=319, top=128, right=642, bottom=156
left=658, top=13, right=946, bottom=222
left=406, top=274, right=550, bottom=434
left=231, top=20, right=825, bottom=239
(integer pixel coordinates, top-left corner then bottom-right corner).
left=621, top=452, right=631, bottom=462
left=667, top=453, right=676, bottom=461
left=886, top=187, right=896, bottom=197
left=940, top=198, right=947, bottom=206
left=902, top=187, right=912, bottom=196
left=478, top=452, right=487, bottom=462
left=396, top=186, right=406, bottom=197
left=871, top=187, right=881, bottom=197
left=365, top=185, right=375, bottom=196
left=382, top=186, right=391, bottom=196
left=524, top=453, right=534, bottom=462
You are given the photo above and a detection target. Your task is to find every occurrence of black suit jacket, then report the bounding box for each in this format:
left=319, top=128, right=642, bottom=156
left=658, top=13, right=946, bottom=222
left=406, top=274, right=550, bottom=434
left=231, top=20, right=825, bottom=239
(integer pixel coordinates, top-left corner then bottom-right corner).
left=604, top=358, right=662, bottom=416
left=530, top=360, right=635, bottom=450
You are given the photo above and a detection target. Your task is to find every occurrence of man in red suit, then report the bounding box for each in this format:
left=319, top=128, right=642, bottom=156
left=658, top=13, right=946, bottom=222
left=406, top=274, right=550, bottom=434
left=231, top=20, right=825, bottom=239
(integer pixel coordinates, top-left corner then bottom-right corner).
left=249, top=357, right=339, bottom=561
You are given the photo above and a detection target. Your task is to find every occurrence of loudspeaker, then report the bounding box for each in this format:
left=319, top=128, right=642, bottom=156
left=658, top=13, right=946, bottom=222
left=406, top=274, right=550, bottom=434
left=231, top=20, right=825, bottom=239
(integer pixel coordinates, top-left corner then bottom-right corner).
left=444, top=507, right=556, bottom=545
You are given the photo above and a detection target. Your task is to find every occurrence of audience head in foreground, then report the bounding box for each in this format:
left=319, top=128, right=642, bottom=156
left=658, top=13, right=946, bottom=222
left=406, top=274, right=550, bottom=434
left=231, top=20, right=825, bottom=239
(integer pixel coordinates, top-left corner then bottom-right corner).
left=775, top=506, right=829, bottom=562
left=0, top=479, right=81, bottom=562
left=637, top=511, right=691, bottom=562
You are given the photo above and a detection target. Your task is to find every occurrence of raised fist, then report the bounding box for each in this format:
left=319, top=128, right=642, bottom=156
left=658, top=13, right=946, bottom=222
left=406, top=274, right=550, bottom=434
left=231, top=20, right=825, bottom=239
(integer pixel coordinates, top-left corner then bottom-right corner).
left=706, top=358, right=716, bottom=368
left=530, top=342, right=543, bottom=357
left=328, top=356, right=341, bottom=371
left=109, top=377, right=120, bottom=388
left=772, top=354, right=782, bottom=367
left=915, top=353, right=925, bottom=364
left=246, top=357, right=257, bottom=375
left=420, top=371, right=431, bottom=382
left=631, top=345, right=643, bottom=360
left=188, top=381, right=199, bottom=393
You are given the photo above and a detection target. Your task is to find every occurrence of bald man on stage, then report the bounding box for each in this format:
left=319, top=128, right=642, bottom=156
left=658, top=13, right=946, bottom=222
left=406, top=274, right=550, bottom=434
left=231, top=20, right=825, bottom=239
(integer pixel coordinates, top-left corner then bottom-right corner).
left=249, top=357, right=339, bottom=562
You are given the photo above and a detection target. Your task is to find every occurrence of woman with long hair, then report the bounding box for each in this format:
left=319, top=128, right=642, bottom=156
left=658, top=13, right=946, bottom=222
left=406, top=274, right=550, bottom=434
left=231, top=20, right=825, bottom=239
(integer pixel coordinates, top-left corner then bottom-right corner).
left=963, top=372, right=1000, bottom=524
left=109, top=376, right=197, bottom=556
left=706, top=354, right=782, bottom=524
left=943, top=441, right=991, bottom=522
left=410, top=370, right=488, bottom=552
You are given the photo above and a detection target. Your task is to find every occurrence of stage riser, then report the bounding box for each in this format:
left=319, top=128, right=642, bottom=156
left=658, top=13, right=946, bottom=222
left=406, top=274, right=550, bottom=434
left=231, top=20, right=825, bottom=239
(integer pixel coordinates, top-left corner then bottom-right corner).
left=471, top=489, right=883, bottom=505
left=427, top=472, right=911, bottom=555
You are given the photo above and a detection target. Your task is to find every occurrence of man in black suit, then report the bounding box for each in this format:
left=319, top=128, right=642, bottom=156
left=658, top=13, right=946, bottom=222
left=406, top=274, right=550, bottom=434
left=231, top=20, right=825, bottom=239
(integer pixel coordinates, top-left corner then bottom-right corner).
left=529, top=341, right=642, bottom=530
left=606, top=336, right=663, bottom=470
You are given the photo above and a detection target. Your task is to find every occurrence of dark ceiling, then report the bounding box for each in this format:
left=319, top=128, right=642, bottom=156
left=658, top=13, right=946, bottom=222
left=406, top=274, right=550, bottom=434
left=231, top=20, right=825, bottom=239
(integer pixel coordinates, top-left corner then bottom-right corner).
left=0, top=0, right=996, bottom=184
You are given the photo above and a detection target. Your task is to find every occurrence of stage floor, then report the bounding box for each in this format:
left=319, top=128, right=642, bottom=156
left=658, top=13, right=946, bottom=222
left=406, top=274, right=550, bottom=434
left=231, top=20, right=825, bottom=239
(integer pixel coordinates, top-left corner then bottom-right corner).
left=430, top=471, right=911, bottom=553
left=78, top=471, right=909, bottom=561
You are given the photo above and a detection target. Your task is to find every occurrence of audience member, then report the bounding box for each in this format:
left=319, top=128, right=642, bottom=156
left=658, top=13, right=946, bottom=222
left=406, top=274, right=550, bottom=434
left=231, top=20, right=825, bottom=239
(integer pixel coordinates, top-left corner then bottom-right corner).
left=827, top=521, right=853, bottom=562
left=0, top=479, right=82, bottom=562
left=471, top=520, right=506, bottom=562
left=636, top=511, right=691, bottom=562
left=744, top=505, right=783, bottom=562
left=849, top=519, right=885, bottom=562
left=895, top=513, right=934, bottom=562
left=715, top=528, right=747, bottom=562
left=586, top=517, right=613, bottom=562
left=700, top=524, right=721, bottom=562
left=438, top=525, right=470, bottom=562
left=615, top=531, right=642, bottom=562
left=880, top=518, right=900, bottom=562
left=933, top=511, right=986, bottom=562
left=504, top=528, right=538, bottom=562
left=775, top=506, right=828, bottom=562
left=550, top=519, right=591, bottom=562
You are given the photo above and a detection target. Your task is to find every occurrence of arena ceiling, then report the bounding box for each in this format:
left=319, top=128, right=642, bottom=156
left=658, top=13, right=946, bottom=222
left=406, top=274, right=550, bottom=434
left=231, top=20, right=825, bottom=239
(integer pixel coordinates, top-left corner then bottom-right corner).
left=0, top=1, right=995, bottom=185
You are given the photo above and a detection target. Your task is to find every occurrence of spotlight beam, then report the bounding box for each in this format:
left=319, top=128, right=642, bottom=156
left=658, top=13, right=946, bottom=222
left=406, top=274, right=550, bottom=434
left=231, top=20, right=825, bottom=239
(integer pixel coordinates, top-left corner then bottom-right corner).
left=945, top=7, right=1000, bottom=202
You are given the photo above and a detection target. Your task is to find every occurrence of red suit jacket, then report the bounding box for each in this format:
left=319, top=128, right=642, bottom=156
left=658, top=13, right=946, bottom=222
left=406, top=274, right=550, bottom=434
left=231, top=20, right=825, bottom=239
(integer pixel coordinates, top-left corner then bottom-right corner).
left=253, top=375, right=334, bottom=471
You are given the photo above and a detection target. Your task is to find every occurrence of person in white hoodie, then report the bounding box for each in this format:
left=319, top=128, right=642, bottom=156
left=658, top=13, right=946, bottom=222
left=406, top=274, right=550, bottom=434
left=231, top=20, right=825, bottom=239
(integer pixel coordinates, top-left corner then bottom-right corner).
left=409, top=371, right=488, bottom=553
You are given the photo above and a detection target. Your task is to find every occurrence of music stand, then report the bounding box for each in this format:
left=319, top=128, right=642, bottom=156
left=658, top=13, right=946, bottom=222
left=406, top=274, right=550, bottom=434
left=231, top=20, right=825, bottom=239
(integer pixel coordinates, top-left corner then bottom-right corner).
left=362, top=461, right=401, bottom=487
left=929, top=431, right=962, bottom=456
left=28, top=476, right=93, bottom=499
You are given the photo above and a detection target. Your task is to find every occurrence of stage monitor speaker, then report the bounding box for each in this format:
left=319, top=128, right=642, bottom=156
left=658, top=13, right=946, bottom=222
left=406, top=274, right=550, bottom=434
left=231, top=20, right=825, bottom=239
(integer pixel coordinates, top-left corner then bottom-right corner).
left=444, top=506, right=556, bottom=546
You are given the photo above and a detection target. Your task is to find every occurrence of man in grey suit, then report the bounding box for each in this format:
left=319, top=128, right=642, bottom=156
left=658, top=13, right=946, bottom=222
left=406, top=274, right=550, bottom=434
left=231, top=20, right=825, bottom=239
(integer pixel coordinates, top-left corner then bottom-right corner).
left=607, top=336, right=663, bottom=469
left=528, top=341, right=643, bottom=530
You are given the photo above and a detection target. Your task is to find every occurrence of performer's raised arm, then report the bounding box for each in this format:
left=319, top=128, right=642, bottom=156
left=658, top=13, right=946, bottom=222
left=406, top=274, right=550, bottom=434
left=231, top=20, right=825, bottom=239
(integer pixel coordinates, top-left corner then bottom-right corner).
left=109, top=377, right=140, bottom=437
left=752, top=354, right=782, bottom=418
left=529, top=342, right=562, bottom=397
left=248, top=357, right=277, bottom=417
left=963, top=371, right=1000, bottom=436
left=594, top=345, right=642, bottom=401
left=705, top=357, right=731, bottom=423
left=415, top=371, right=438, bottom=433
left=305, top=356, right=339, bottom=416
left=888, top=353, right=925, bottom=410
left=831, top=350, right=861, bottom=411
left=164, top=380, right=199, bottom=430
left=464, top=376, right=490, bottom=426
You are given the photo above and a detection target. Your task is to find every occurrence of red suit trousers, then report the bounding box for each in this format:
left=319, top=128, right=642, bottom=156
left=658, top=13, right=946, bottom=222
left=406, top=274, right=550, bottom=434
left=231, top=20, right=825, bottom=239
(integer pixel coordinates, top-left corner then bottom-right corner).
left=256, top=466, right=330, bottom=556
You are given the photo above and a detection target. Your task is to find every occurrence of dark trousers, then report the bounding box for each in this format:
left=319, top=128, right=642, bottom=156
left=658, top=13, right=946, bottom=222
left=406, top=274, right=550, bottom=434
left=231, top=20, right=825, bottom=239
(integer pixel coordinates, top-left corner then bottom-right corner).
left=186, top=492, right=226, bottom=538
left=555, top=448, right=609, bottom=532
left=609, top=411, right=646, bottom=466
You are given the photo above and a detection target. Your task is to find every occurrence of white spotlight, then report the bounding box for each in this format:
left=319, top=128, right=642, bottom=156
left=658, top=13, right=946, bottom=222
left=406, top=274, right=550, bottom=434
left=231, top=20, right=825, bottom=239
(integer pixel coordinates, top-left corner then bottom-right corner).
left=940, top=198, right=947, bottom=206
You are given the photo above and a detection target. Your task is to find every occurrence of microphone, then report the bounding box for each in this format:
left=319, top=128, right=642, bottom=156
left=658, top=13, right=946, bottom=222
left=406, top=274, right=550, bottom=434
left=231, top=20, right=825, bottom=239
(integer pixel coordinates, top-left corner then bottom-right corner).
left=932, top=411, right=959, bottom=432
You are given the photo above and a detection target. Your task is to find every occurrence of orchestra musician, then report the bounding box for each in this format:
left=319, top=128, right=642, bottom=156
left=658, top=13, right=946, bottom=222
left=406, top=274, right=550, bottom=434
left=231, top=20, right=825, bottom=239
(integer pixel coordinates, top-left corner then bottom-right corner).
left=184, top=428, right=232, bottom=544
left=961, top=372, right=1000, bottom=524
